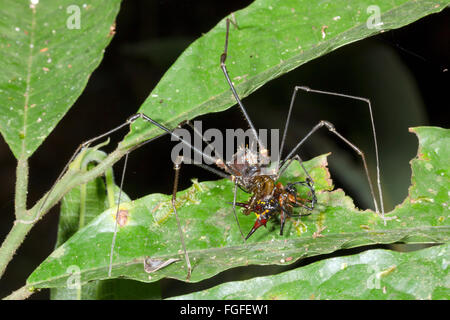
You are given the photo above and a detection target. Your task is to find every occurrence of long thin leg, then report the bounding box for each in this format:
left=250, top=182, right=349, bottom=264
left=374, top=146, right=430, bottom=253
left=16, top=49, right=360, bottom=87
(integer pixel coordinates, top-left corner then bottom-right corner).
left=282, top=207, right=313, bottom=217
left=20, top=107, right=254, bottom=281
left=220, top=18, right=267, bottom=157
left=108, top=152, right=129, bottom=277
left=278, top=86, right=304, bottom=169
left=171, top=156, right=192, bottom=280
left=279, top=206, right=313, bottom=235
left=178, top=120, right=245, bottom=239
left=182, top=120, right=245, bottom=239
left=278, top=86, right=384, bottom=216
left=181, top=120, right=236, bottom=176
left=232, top=180, right=245, bottom=239
left=169, top=120, right=231, bottom=176
left=16, top=112, right=215, bottom=279
left=131, top=113, right=218, bottom=165
left=277, top=153, right=317, bottom=212
left=277, top=154, right=313, bottom=184
left=288, top=180, right=317, bottom=211
left=16, top=116, right=140, bottom=225
left=281, top=120, right=382, bottom=216
left=128, top=114, right=249, bottom=181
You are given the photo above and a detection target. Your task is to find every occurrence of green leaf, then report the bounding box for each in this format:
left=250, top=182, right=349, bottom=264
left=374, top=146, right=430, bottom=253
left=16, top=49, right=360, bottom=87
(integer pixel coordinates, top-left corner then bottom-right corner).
left=0, top=0, right=121, bottom=159
left=121, top=0, right=449, bottom=149
left=26, top=127, right=450, bottom=289
left=172, top=243, right=450, bottom=299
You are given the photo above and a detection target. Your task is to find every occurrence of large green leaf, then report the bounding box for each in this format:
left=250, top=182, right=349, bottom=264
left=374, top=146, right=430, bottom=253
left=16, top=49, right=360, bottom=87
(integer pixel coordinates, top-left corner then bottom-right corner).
left=26, top=127, right=450, bottom=289
left=0, top=0, right=121, bottom=159
left=121, top=0, right=449, bottom=149
left=172, top=243, right=450, bottom=299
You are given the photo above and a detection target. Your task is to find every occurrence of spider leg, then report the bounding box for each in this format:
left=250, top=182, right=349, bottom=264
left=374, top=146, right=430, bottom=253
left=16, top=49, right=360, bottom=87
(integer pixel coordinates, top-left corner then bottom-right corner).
left=277, top=86, right=384, bottom=217
left=171, top=156, right=192, bottom=280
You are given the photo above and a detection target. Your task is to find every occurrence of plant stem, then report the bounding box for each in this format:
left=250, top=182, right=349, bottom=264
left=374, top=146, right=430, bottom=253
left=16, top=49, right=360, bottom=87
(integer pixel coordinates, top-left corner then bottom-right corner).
left=0, top=147, right=126, bottom=280
left=3, top=285, right=35, bottom=300
left=0, top=222, right=33, bottom=278
left=14, top=156, right=29, bottom=220
left=0, top=157, right=31, bottom=278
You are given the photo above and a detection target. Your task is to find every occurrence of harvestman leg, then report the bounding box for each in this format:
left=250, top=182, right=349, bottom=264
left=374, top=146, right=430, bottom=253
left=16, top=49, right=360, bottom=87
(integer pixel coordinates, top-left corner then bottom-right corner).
left=107, top=113, right=245, bottom=278
left=277, top=154, right=315, bottom=190
left=220, top=18, right=318, bottom=233
left=17, top=112, right=202, bottom=278
left=112, top=115, right=249, bottom=277
left=220, top=18, right=271, bottom=241
left=105, top=114, right=219, bottom=279
left=108, top=115, right=239, bottom=278
left=220, top=18, right=315, bottom=185
left=15, top=117, right=140, bottom=225
left=171, top=156, right=192, bottom=279
left=182, top=120, right=246, bottom=239
left=220, top=18, right=267, bottom=158
left=281, top=154, right=318, bottom=209
left=108, top=152, right=129, bottom=277
left=221, top=16, right=386, bottom=221
left=278, top=86, right=386, bottom=218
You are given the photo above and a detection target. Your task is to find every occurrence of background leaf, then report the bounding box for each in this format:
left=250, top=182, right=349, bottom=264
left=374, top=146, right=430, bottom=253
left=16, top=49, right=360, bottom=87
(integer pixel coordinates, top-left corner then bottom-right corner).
left=0, top=0, right=121, bottom=159
left=172, top=243, right=449, bottom=299
left=26, top=126, right=450, bottom=290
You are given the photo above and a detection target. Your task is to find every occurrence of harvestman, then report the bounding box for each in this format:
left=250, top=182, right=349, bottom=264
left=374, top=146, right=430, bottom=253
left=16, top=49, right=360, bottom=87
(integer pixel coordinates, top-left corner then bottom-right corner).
left=18, top=17, right=387, bottom=280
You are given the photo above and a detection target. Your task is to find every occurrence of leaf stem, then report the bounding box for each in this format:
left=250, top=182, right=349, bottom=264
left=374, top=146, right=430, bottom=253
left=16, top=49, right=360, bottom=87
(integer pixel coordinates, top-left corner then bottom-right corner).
left=0, top=147, right=127, bottom=280
left=79, top=182, right=87, bottom=230
left=105, top=167, right=116, bottom=208
left=3, top=285, right=35, bottom=300
left=0, top=222, right=33, bottom=279
left=14, top=156, right=29, bottom=219
left=0, top=157, right=30, bottom=278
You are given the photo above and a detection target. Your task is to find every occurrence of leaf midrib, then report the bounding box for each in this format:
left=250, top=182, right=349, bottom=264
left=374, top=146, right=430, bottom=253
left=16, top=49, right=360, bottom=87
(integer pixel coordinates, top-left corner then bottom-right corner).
left=21, top=4, right=37, bottom=159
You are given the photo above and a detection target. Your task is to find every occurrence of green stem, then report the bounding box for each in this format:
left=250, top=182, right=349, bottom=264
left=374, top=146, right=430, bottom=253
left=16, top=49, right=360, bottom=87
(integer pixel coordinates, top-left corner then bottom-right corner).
left=105, top=167, right=116, bottom=208
left=76, top=180, right=85, bottom=300
left=79, top=183, right=87, bottom=230
left=0, top=222, right=33, bottom=279
left=14, top=157, right=28, bottom=219
left=0, top=147, right=127, bottom=282
left=3, top=285, right=35, bottom=300
left=0, top=157, right=30, bottom=279
left=31, top=147, right=126, bottom=220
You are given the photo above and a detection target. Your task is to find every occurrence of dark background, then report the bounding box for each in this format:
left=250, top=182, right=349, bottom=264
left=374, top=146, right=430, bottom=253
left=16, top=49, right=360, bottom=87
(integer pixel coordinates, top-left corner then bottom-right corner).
left=0, top=1, right=448, bottom=299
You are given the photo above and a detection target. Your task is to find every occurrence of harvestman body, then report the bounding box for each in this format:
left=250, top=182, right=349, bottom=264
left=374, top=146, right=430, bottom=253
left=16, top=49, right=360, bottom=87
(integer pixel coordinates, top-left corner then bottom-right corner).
left=20, top=17, right=387, bottom=281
